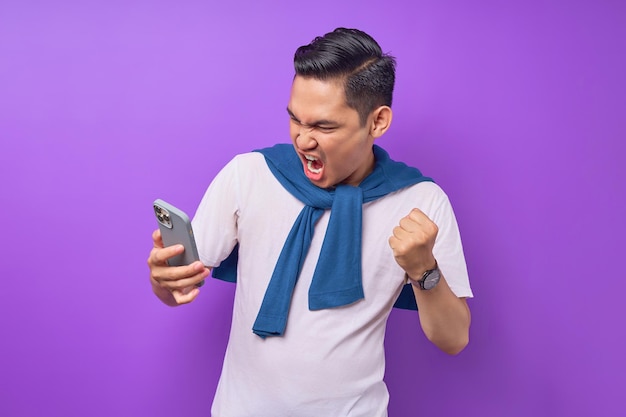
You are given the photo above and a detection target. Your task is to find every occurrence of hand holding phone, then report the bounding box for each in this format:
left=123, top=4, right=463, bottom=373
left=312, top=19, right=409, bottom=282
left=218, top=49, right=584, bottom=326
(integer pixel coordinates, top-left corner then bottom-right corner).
left=153, top=199, right=205, bottom=288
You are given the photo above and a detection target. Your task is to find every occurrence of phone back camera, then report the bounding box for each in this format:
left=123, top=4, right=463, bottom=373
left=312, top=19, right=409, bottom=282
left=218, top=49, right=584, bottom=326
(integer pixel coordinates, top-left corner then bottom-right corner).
left=154, top=205, right=173, bottom=229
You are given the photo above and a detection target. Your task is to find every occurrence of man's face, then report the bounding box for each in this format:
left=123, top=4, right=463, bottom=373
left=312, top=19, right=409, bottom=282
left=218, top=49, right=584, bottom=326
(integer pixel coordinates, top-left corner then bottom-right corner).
left=287, top=75, right=376, bottom=189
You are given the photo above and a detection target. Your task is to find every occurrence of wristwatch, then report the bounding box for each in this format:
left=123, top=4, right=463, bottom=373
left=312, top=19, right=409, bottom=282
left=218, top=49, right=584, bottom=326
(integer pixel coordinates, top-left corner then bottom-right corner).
left=408, top=263, right=441, bottom=290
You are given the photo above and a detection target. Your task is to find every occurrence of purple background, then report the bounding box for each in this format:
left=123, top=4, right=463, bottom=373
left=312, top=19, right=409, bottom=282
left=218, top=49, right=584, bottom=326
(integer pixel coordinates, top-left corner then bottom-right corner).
left=1, top=1, right=625, bottom=416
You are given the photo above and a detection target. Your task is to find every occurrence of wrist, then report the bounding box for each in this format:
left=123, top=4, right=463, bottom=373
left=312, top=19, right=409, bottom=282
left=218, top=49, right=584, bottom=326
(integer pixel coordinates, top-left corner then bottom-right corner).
left=406, top=260, right=441, bottom=291
left=405, top=258, right=437, bottom=282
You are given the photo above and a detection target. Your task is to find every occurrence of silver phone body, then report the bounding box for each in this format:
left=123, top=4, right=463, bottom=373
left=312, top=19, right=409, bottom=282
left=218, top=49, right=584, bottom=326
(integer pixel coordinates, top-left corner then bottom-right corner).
left=153, top=199, right=200, bottom=267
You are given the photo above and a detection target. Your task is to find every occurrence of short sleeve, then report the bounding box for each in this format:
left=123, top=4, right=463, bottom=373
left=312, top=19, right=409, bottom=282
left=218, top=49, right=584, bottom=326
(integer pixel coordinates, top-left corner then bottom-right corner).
left=191, top=156, right=242, bottom=267
left=429, top=190, right=474, bottom=299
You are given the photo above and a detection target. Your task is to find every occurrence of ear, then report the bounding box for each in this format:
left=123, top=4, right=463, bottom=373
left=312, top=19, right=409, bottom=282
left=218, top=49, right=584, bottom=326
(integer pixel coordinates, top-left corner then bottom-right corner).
left=369, top=106, right=393, bottom=138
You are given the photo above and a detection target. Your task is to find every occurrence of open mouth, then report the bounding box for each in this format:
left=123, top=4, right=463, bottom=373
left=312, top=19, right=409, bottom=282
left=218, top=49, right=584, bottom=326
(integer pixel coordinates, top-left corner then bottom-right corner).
left=305, top=154, right=323, bottom=174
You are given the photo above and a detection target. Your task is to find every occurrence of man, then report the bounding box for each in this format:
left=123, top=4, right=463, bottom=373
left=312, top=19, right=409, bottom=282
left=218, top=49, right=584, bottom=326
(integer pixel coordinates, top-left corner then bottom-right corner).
left=148, top=27, right=472, bottom=417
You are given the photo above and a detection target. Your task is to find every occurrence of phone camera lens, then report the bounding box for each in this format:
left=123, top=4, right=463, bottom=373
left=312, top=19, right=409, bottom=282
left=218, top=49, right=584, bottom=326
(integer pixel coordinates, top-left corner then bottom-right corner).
left=157, top=215, right=164, bottom=222
left=163, top=215, right=170, bottom=222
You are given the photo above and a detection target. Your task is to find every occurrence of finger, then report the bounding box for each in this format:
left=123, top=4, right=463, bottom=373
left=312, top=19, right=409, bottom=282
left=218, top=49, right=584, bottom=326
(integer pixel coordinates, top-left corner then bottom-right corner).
left=398, top=217, right=420, bottom=232
left=149, top=244, right=184, bottom=267
left=172, top=287, right=201, bottom=305
left=159, top=267, right=209, bottom=290
left=388, top=233, right=411, bottom=254
left=408, top=208, right=426, bottom=221
left=391, top=225, right=411, bottom=241
left=152, top=261, right=208, bottom=284
left=401, top=208, right=439, bottom=236
left=152, top=229, right=164, bottom=248
left=408, top=208, right=436, bottom=227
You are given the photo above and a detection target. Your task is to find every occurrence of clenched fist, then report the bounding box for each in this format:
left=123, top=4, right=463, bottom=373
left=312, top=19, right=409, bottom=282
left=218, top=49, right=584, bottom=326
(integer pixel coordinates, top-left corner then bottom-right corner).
left=388, top=208, right=438, bottom=280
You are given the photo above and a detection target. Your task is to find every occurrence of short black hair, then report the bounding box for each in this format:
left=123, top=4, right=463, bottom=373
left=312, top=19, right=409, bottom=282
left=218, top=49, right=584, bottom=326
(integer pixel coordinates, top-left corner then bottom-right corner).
left=294, top=28, right=396, bottom=126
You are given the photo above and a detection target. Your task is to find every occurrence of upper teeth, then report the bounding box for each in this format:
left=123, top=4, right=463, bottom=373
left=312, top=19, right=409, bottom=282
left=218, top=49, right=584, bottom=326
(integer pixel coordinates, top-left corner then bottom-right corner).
left=305, top=155, right=317, bottom=161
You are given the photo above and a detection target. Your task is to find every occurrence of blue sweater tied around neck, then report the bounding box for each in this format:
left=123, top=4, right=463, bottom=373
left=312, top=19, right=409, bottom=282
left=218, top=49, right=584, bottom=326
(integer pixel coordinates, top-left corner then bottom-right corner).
left=212, top=144, right=433, bottom=338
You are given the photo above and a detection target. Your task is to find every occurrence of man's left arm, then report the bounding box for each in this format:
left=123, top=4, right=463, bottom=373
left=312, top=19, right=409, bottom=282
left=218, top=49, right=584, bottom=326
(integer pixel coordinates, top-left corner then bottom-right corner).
left=389, top=208, right=471, bottom=355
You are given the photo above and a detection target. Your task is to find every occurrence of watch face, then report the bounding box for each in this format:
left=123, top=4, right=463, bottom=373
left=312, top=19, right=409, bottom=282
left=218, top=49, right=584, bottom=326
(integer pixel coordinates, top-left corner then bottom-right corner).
left=422, top=269, right=441, bottom=290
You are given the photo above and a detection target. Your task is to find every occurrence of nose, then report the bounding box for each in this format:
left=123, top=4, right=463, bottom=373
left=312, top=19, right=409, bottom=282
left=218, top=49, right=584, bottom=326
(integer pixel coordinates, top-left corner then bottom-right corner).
left=295, top=126, right=317, bottom=151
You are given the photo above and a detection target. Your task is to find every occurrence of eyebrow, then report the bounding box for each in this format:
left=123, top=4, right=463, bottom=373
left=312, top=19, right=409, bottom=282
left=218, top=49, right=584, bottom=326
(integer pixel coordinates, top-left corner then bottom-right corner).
left=286, top=107, right=338, bottom=128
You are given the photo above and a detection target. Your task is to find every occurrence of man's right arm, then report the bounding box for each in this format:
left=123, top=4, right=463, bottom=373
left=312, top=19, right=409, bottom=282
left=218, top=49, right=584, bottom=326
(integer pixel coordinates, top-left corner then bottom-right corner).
left=147, top=229, right=211, bottom=306
left=150, top=154, right=245, bottom=305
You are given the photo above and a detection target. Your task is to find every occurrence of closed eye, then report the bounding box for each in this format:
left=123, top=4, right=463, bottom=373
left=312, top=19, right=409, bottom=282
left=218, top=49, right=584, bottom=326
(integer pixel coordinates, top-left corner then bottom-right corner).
left=287, top=107, right=339, bottom=132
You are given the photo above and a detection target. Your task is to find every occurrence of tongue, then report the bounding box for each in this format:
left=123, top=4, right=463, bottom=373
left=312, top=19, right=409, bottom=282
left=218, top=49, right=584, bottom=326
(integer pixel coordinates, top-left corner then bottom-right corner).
left=311, top=159, right=323, bottom=170
left=304, top=159, right=323, bottom=181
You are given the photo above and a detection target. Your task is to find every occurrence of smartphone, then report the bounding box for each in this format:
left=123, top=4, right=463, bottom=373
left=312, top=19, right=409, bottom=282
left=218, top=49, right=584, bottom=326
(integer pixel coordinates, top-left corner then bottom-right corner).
left=153, top=199, right=204, bottom=287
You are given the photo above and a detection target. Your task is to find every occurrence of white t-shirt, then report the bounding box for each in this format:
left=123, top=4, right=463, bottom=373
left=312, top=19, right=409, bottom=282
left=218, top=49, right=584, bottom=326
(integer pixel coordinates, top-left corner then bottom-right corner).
left=192, top=152, right=473, bottom=417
